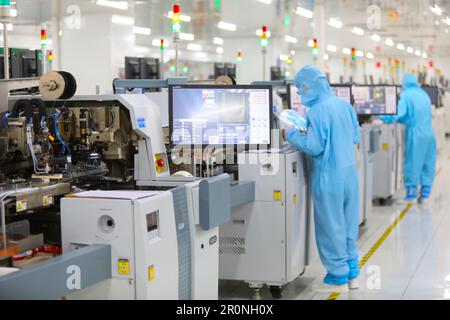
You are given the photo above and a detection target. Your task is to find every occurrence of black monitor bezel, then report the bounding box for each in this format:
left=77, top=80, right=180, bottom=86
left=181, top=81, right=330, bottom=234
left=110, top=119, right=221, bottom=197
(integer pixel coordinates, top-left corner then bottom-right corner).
left=168, top=84, right=273, bottom=150
left=352, top=84, right=399, bottom=116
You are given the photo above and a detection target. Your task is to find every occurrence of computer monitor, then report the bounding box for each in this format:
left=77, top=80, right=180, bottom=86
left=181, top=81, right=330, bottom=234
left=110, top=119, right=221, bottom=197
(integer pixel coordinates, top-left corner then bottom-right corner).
left=421, top=85, right=440, bottom=107
left=169, top=85, right=273, bottom=147
left=125, top=57, right=141, bottom=79
left=287, top=84, right=308, bottom=118
left=330, top=85, right=353, bottom=105
left=352, top=85, right=398, bottom=115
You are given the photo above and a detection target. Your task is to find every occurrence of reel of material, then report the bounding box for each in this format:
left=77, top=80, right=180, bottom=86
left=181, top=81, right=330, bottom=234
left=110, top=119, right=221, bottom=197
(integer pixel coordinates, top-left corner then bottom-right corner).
left=39, top=71, right=77, bottom=100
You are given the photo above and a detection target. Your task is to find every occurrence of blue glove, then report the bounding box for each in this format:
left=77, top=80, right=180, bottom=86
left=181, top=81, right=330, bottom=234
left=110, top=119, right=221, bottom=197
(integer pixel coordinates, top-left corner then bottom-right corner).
left=379, top=115, right=395, bottom=124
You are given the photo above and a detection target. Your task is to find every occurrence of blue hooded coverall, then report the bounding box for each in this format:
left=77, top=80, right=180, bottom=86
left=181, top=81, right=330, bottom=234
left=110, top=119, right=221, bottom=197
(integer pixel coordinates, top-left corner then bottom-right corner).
left=286, top=66, right=361, bottom=285
left=381, top=74, right=437, bottom=199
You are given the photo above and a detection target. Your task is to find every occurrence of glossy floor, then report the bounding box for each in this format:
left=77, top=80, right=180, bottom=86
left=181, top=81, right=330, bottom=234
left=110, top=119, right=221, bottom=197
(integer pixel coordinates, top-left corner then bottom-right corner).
left=219, top=139, right=450, bottom=300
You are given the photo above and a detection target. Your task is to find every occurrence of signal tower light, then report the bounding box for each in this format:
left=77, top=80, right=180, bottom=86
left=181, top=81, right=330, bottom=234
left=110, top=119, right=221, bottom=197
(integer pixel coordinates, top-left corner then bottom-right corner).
left=312, top=38, right=319, bottom=57
left=160, top=39, right=165, bottom=51
left=260, top=26, right=269, bottom=49
left=237, top=51, right=243, bottom=62
left=172, top=3, right=181, bottom=38
left=351, top=48, right=356, bottom=62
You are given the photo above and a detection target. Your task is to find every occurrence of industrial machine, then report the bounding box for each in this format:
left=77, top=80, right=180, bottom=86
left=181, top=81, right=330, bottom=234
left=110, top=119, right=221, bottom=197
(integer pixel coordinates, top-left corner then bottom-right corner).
left=167, top=83, right=312, bottom=299
left=0, top=74, right=248, bottom=300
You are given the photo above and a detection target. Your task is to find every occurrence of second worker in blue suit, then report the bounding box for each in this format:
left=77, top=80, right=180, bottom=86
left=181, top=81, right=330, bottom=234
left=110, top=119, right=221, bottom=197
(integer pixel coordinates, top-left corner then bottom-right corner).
left=286, top=65, right=361, bottom=293
left=380, top=74, right=437, bottom=204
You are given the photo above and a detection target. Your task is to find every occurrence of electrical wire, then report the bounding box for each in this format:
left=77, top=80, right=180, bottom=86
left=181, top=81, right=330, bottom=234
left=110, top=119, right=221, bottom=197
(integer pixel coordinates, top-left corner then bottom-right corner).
left=54, top=110, right=72, bottom=157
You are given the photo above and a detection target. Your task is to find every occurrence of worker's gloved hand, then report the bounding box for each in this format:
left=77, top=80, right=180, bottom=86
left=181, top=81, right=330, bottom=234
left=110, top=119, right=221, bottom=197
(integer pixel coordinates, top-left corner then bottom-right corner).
left=379, top=115, right=395, bottom=124
left=286, top=127, right=305, bottom=144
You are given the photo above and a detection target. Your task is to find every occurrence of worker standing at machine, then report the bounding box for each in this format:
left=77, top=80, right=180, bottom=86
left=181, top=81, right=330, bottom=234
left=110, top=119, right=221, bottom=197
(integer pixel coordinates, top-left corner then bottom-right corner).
left=285, top=65, right=361, bottom=293
left=380, top=74, right=437, bottom=204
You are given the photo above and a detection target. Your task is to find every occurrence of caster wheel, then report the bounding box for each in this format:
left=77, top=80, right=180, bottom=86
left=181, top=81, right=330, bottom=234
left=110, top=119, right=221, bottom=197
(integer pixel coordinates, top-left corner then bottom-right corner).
left=269, top=286, right=283, bottom=299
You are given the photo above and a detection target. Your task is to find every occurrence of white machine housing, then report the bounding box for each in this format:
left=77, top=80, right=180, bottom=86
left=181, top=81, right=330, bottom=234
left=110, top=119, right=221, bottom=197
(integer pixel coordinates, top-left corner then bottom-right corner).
left=373, top=124, right=398, bottom=200
left=219, top=149, right=308, bottom=287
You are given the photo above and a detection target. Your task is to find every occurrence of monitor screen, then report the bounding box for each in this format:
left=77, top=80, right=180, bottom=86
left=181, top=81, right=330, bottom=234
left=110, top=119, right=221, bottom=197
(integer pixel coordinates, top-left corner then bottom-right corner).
left=331, top=85, right=352, bottom=104
left=352, top=86, right=398, bottom=115
left=421, top=86, right=439, bottom=107
left=287, top=84, right=308, bottom=119
left=169, top=85, right=272, bottom=146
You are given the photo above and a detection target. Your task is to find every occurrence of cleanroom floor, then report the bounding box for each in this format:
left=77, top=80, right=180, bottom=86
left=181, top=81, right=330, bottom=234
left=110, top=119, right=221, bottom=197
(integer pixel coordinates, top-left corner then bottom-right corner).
left=220, top=138, right=450, bottom=301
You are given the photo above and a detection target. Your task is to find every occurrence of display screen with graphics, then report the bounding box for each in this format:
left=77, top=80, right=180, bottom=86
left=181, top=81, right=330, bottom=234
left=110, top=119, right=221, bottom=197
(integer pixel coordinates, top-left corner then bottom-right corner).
left=352, top=86, right=398, bottom=115
left=331, top=85, right=352, bottom=104
left=169, top=85, right=272, bottom=146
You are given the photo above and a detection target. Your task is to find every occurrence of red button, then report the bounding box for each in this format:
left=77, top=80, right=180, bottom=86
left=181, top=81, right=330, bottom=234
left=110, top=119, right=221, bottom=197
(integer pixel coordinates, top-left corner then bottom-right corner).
left=157, top=159, right=165, bottom=167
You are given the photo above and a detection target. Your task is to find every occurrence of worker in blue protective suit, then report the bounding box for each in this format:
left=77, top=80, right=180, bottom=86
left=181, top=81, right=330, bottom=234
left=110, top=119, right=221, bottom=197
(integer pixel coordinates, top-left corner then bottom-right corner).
left=285, top=65, right=361, bottom=293
left=380, top=74, right=437, bottom=204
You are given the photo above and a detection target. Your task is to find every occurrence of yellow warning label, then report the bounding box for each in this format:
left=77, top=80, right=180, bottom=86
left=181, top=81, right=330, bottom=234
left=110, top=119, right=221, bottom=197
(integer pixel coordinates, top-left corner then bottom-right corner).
left=274, top=191, right=282, bottom=201
left=293, top=195, right=297, bottom=205
left=382, top=143, right=389, bottom=151
left=16, top=200, right=27, bottom=212
left=43, top=195, right=53, bottom=206
left=148, top=265, right=155, bottom=281
left=118, top=259, right=130, bottom=275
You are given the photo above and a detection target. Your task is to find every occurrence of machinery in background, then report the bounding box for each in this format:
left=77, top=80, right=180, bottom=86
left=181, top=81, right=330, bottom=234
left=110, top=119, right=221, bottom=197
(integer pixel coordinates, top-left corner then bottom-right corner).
left=125, top=57, right=160, bottom=81
left=214, top=62, right=236, bottom=80
left=1, top=48, right=43, bottom=79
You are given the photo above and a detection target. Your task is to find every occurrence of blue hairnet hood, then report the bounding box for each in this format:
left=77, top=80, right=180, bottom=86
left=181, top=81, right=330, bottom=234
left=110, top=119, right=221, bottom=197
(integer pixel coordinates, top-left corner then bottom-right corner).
left=403, top=74, right=419, bottom=89
left=294, top=65, right=333, bottom=108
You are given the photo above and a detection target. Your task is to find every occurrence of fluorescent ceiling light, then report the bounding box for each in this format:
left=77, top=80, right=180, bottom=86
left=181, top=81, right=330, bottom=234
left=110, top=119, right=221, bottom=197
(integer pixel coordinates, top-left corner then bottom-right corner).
left=443, top=17, right=450, bottom=25
left=326, top=45, right=337, bottom=52
left=423, top=52, right=428, bottom=59
left=328, top=18, right=343, bottom=29
left=256, top=0, right=272, bottom=4
left=213, top=37, right=224, bottom=45
left=279, top=54, right=288, bottom=61
left=366, top=52, right=375, bottom=59
left=371, top=34, right=381, bottom=42
left=324, top=54, right=329, bottom=60
left=256, top=29, right=271, bottom=37
left=135, top=46, right=150, bottom=54
left=180, top=33, right=194, bottom=41
left=96, top=0, right=128, bottom=10
left=407, top=46, right=414, bottom=54
left=111, top=15, right=134, bottom=25
left=397, top=43, right=405, bottom=50
left=352, top=27, right=364, bottom=36
left=152, top=39, right=169, bottom=47
left=167, top=11, right=191, bottom=22
left=290, top=50, right=296, bottom=55
left=284, top=35, right=298, bottom=44
left=187, top=43, right=202, bottom=51
left=216, top=47, right=224, bottom=54
left=342, top=48, right=351, bottom=55
left=385, top=38, right=394, bottom=47
left=356, top=50, right=364, bottom=57
left=430, top=4, right=443, bottom=16
left=133, top=26, right=151, bottom=35
left=295, top=7, right=313, bottom=19
left=415, top=49, right=422, bottom=56
left=218, top=21, right=237, bottom=31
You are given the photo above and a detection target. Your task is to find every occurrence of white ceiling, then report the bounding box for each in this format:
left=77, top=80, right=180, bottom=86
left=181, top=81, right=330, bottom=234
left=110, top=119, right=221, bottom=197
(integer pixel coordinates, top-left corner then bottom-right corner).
left=8, top=0, right=450, bottom=57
